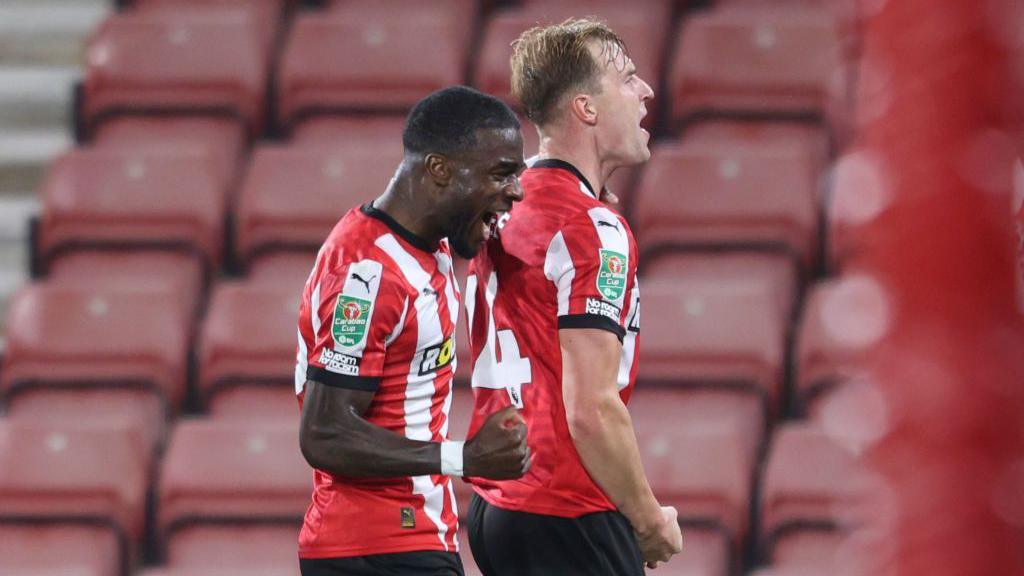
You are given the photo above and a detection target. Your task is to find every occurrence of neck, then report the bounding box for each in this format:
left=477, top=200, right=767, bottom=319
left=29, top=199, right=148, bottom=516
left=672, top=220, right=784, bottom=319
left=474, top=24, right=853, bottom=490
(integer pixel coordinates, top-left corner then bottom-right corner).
left=372, top=163, right=442, bottom=247
left=536, top=123, right=616, bottom=194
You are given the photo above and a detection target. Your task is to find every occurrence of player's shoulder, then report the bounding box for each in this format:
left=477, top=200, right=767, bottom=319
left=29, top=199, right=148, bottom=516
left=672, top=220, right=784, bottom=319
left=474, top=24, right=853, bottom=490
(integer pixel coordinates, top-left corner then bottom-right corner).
left=315, top=207, right=413, bottom=295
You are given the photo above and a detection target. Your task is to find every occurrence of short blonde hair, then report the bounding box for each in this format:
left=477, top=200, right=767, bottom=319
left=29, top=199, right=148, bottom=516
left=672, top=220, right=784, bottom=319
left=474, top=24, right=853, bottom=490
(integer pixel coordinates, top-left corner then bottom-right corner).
left=510, top=18, right=627, bottom=127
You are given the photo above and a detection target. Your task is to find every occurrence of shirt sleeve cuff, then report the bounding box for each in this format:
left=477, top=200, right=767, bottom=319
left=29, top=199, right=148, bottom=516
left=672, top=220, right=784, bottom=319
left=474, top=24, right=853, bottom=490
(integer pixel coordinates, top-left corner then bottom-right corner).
left=557, top=314, right=626, bottom=342
left=307, top=366, right=381, bottom=392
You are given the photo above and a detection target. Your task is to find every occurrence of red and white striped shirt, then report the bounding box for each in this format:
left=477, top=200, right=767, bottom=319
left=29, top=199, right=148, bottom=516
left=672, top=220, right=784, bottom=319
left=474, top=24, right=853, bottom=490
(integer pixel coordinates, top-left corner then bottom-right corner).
left=295, top=203, right=461, bottom=558
left=466, top=159, right=641, bottom=517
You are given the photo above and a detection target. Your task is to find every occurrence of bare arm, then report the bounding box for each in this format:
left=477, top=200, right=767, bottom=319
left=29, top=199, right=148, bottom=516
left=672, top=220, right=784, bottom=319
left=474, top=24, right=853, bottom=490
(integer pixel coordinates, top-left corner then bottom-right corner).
left=299, top=380, right=531, bottom=479
left=560, top=329, right=661, bottom=530
left=560, top=328, right=682, bottom=566
left=299, top=381, right=441, bottom=477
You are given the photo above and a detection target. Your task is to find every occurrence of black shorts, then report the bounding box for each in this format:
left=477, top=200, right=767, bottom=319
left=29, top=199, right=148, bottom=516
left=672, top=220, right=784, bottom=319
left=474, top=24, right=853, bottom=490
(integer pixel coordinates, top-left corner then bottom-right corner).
left=466, top=493, right=645, bottom=576
left=300, top=551, right=465, bottom=576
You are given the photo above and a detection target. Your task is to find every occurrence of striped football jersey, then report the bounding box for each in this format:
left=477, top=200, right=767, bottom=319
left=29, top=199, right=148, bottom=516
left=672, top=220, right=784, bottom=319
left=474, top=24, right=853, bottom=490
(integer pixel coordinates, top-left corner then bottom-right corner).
left=465, top=159, right=641, bottom=517
left=295, top=203, right=461, bottom=558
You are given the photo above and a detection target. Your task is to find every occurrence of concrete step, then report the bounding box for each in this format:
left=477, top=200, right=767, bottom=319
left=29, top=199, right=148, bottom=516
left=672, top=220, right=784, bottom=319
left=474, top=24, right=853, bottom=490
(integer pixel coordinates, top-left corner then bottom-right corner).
left=0, top=239, right=28, bottom=352
left=0, top=66, right=79, bottom=130
left=0, top=2, right=110, bottom=67
left=0, top=193, right=39, bottom=241
left=0, top=130, right=70, bottom=194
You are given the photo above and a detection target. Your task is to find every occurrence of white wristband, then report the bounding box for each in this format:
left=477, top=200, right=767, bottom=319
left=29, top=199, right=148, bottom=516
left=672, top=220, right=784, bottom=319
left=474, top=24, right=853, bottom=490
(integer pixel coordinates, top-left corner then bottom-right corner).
left=440, top=440, right=465, bottom=477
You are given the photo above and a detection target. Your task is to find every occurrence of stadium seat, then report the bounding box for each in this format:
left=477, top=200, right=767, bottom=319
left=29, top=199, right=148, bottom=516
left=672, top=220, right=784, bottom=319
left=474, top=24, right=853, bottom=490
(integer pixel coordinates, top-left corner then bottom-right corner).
left=637, top=276, right=786, bottom=415
left=324, top=0, right=477, bottom=52
left=629, top=387, right=764, bottom=478
left=36, top=148, right=228, bottom=269
left=667, top=5, right=843, bottom=128
left=234, top=144, right=401, bottom=265
left=165, top=523, right=301, bottom=569
left=474, top=0, right=671, bottom=128
left=207, top=384, right=297, bottom=421
left=277, top=8, right=467, bottom=130
left=679, top=121, right=831, bottom=182
left=642, top=252, right=799, bottom=323
left=157, top=420, right=309, bottom=547
left=197, top=280, right=301, bottom=405
left=632, top=403, right=755, bottom=556
left=142, top=569, right=300, bottom=576
left=0, top=283, right=192, bottom=410
left=0, top=524, right=121, bottom=576
left=5, top=389, right=167, bottom=464
left=631, top=134, right=819, bottom=269
left=82, top=11, right=267, bottom=135
left=92, top=116, right=248, bottom=194
left=47, top=250, right=205, bottom=322
left=0, top=421, right=149, bottom=544
left=760, top=424, right=859, bottom=564
left=248, top=251, right=315, bottom=288
left=289, top=115, right=406, bottom=148
left=770, top=529, right=844, bottom=568
left=132, top=0, right=284, bottom=55
left=794, top=278, right=887, bottom=416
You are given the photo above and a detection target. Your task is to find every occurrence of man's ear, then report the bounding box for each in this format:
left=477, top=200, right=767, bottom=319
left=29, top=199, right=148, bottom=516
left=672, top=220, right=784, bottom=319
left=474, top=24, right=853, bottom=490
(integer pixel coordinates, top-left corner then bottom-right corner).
left=425, top=153, right=452, bottom=187
left=569, top=94, right=597, bottom=127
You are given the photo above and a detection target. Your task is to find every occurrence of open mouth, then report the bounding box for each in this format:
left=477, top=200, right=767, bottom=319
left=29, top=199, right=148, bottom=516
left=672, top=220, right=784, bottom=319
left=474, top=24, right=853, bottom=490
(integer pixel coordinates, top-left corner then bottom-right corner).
left=479, top=209, right=508, bottom=242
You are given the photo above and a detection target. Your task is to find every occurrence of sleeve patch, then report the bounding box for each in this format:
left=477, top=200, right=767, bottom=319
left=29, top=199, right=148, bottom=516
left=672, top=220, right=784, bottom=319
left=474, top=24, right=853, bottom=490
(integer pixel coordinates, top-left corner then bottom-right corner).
left=585, top=297, right=622, bottom=322
left=596, top=248, right=629, bottom=301
left=319, top=348, right=361, bottom=376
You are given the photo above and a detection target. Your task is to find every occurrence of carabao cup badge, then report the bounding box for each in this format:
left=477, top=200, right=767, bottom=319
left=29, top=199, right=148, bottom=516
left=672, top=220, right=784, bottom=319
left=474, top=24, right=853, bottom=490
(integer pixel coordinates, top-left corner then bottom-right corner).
left=332, top=295, right=372, bottom=348
left=597, top=249, right=627, bottom=300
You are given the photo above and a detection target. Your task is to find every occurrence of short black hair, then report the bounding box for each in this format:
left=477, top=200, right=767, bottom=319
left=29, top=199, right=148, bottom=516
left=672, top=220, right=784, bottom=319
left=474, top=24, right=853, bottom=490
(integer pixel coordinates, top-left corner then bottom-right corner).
left=403, top=86, right=520, bottom=156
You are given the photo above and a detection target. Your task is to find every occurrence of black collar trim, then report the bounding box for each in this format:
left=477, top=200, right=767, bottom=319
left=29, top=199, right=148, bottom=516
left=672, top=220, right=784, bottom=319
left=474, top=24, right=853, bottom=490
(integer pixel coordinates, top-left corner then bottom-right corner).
left=530, top=159, right=597, bottom=199
left=361, top=203, right=437, bottom=253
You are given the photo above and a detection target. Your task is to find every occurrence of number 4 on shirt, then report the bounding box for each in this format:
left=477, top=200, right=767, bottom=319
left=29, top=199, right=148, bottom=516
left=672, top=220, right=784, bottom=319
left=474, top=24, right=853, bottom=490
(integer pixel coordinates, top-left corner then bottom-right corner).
left=467, top=272, right=532, bottom=408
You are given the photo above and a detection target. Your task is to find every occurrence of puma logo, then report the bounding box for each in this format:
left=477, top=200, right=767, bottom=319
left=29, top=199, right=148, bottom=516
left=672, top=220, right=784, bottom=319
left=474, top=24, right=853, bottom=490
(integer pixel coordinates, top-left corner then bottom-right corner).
left=351, top=273, right=376, bottom=292
left=597, top=220, right=621, bottom=233
left=422, top=286, right=437, bottom=297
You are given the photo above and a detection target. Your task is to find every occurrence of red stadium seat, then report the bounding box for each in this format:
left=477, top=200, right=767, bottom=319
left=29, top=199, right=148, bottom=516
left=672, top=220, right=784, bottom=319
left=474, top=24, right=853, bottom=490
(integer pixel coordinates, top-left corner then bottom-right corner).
left=0, top=524, right=121, bottom=576
left=474, top=0, right=671, bottom=127
left=324, top=0, right=477, bottom=53
left=234, top=144, right=401, bottom=264
left=770, top=529, right=844, bottom=568
left=637, top=276, right=786, bottom=414
left=47, top=250, right=205, bottom=322
left=248, top=251, right=315, bottom=288
left=157, top=420, right=309, bottom=545
left=5, top=389, right=167, bottom=464
left=37, top=148, right=228, bottom=269
left=794, top=278, right=889, bottom=416
left=632, top=406, right=755, bottom=556
left=277, top=7, right=468, bottom=130
left=680, top=121, right=831, bottom=182
left=631, top=134, right=819, bottom=269
left=207, top=384, right=297, bottom=421
left=82, top=11, right=267, bottom=135
left=668, top=5, right=844, bottom=127
left=629, top=388, right=764, bottom=478
left=0, top=421, right=149, bottom=544
left=197, top=280, right=301, bottom=404
left=132, top=0, right=284, bottom=55
left=642, top=252, right=799, bottom=323
left=142, top=569, right=300, bottom=576
left=289, top=115, right=406, bottom=148
left=1, top=283, right=192, bottom=410
left=760, top=424, right=859, bottom=563
left=166, top=523, right=301, bottom=568
left=92, top=116, right=248, bottom=194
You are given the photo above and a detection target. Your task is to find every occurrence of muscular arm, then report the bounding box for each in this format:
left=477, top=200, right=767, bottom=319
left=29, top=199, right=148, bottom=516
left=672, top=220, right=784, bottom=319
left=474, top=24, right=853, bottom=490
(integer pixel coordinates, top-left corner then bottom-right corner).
left=299, top=380, right=441, bottom=477
left=560, top=328, right=662, bottom=535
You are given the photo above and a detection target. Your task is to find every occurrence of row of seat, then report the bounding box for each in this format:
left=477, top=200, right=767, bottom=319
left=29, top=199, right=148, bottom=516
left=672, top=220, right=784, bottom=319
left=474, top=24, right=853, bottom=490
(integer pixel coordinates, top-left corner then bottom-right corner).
left=79, top=0, right=852, bottom=138
left=36, top=114, right=831, bottom=274
left=5, top=244, right=872, bottom=432
left=0, top=391, right=859, bottom=576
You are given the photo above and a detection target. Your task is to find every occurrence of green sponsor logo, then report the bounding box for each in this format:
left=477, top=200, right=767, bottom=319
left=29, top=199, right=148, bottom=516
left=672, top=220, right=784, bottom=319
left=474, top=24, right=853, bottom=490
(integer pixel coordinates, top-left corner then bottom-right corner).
left=596, top=249, right=628, bottom=301
left=332, top=295, right=372, bottom=348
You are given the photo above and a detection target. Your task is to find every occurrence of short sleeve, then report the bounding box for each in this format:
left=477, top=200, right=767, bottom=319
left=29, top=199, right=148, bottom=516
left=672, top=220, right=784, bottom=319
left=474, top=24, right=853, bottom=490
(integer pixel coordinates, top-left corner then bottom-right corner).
left=543, top=206, right=636, bottom=341
left=305, top=259, right=407, bottom=391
